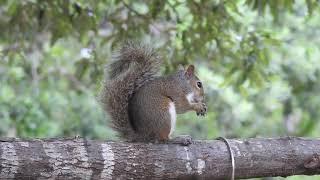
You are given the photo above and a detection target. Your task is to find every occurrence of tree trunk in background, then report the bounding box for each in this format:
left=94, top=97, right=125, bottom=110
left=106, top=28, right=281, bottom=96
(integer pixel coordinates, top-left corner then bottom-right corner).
left=0, top=137, right=320, bottom=179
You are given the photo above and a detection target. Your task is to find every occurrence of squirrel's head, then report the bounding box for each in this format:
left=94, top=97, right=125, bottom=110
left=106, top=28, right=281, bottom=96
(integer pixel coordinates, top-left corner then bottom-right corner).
left=178, top=65, right=205, bottom=103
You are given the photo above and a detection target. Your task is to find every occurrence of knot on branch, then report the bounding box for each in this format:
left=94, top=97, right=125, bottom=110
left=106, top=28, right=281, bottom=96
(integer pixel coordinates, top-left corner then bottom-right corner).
left=304, top=153, right=320, bottom=169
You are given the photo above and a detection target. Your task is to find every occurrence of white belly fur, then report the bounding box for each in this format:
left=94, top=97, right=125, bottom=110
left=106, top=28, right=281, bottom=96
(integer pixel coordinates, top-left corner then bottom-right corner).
left=186, top=92, right=194, bottom=104
left=168, top=102, right=176, bottom=138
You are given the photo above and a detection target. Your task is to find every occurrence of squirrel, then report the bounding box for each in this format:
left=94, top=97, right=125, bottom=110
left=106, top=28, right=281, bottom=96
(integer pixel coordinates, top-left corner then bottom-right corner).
left=100, top=41, right=207, bottom=145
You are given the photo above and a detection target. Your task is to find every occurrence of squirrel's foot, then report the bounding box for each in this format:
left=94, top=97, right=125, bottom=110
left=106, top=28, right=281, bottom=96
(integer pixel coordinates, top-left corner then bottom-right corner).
left=169, top=135, right=193, bottom=146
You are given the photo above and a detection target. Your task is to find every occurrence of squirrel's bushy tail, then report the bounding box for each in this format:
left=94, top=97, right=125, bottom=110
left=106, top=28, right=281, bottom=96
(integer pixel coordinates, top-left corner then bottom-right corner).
left=100, top=41, right=161, bottom=140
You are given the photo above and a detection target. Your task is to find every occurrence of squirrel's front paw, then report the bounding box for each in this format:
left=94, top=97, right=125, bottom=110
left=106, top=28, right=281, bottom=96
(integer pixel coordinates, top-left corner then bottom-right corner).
left=196, top=103, right=207, bottom=116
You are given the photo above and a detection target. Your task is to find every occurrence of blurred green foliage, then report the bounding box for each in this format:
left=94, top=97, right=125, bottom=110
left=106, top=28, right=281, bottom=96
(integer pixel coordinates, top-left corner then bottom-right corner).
left=1, top=0, right=320, bottom=179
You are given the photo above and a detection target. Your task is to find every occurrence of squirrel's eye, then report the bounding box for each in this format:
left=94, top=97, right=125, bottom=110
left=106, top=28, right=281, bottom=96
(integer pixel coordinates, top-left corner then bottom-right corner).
left=197, top=81, right=202, bottom=88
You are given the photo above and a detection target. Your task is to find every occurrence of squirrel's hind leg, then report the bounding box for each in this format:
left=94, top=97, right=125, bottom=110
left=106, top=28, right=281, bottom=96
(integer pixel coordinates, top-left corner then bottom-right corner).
left=153, top=135, right=193, bottom=146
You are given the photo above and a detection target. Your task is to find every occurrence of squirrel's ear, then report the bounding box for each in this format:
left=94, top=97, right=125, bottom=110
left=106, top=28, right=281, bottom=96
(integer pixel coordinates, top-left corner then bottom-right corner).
left=185, top=65, right=195, bottom=78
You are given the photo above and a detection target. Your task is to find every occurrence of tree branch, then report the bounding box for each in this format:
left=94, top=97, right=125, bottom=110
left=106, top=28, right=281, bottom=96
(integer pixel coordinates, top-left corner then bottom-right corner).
left=0, top=137, right=319, bottom=179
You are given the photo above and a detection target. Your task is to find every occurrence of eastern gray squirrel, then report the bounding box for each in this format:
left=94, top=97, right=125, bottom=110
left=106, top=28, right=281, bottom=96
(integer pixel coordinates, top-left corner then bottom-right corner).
left=100, top=41, right=207, bottom=144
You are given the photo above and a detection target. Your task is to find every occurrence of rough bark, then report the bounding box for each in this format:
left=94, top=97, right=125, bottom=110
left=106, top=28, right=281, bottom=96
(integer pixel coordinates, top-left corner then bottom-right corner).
left=0, top=137, right=320, bottom=179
